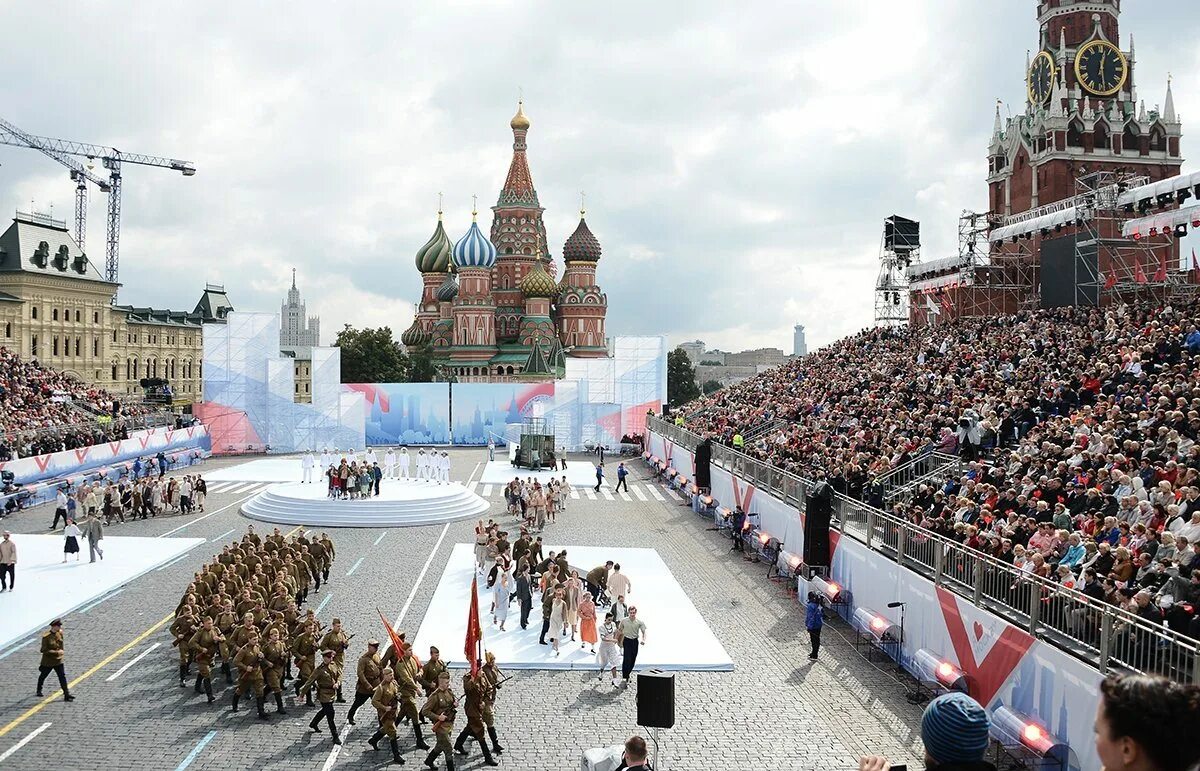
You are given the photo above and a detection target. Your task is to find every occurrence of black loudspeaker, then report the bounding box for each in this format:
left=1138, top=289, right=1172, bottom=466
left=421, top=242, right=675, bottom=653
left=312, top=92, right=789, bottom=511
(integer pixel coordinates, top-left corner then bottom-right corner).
left=636, top=670, right=675, bottom=729
left=694, top=439, right=712, bottom=489
left=803, top=480, right=834, bottom=567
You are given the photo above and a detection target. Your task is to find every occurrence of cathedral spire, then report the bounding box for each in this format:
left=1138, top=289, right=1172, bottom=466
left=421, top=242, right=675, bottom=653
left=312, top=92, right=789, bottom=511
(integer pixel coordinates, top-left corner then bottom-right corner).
left=992, top=101, right=1003, bottom=140
left=291, top=267, right=297, bottom=290
left=1164, top=74, right=1177, bottom=123
left=496, top=101, right=540, bottom=209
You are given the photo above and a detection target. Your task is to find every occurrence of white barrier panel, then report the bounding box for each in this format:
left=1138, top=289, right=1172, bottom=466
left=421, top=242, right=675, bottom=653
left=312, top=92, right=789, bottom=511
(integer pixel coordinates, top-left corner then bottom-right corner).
left=0, top=424, right=210, bottom=485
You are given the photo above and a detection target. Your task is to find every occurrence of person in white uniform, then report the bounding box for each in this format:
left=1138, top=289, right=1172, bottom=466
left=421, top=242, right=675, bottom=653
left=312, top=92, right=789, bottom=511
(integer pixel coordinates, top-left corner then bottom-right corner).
left=302, top=451, right=316, bottom=483
left=320, top=448, right=331, bottom=470
left=399, top=448, right=410, bottom=479
left=441, top=451, right=451, bottom=483
left=365, top=447, right=378, bottom=467
left=384, top=447, right=396, bottom=478
left=416, top=449, right=427, bottom=480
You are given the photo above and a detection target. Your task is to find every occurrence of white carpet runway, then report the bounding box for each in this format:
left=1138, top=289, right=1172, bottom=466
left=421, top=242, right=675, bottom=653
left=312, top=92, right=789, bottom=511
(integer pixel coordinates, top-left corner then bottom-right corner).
left=413, top=544, right=733, bottom=672
left=0, top=534, right=204, bottom=651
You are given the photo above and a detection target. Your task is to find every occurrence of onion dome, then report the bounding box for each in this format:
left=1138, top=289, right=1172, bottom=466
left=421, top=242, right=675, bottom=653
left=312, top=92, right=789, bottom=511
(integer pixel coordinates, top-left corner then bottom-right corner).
left=520, top=261, right=558, bottom=299
left=436, top=273, right=459, bottom=302
left=401, top=319, right=430, bottom=347
left=510, top=101, right=530, bottom=131
left=562, top=214, right=601, bottom=262
left=415, top=212, right=453, bottom=273
left=452, top=209, right=497, bottom=269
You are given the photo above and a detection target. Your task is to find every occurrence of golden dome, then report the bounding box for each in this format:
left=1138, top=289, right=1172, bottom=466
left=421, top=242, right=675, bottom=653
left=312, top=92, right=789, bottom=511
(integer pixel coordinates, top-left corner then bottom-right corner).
left=510, top=101, right=530, bottom=130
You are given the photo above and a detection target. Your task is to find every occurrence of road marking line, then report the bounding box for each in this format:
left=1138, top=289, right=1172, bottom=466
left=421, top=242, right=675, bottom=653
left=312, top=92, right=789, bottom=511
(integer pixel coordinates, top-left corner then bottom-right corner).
left=105, top=642, right=161, bottom=682
left=346, top=557, right=365, bottom=577
left=584, top=489, right=596, bottom=500
left=157, top=492, right=259, bottom=538
left=315, top=593, right=333, bottom=616
left=206, top=482, right=234, bottom=493
left=320, top=723, right=354, bottom=770
left=632, top=486, right=648, bottom=501
left=373, top=531, right=388, bottom=546
left=482, top=485, right=493, bottom=497
left=600, top=488, right=614, bottom=501
left=210, top=528, right=236, bottom=543
left=0, top=638, right=36, bottom=661
left=647, top=486, right=665, bottom=501
left=174, top=729, right=217, bottom=771
left=0, top=721, right=51, bottom=764
left=394, top=522, right=450, bottom=629
left=78, top=588, right=124, bottom=613
left=569, top=488, right=580, bottom=499
left=619, top=491, right=632, bottom=502
left=0, top=609, right=176, bottom=739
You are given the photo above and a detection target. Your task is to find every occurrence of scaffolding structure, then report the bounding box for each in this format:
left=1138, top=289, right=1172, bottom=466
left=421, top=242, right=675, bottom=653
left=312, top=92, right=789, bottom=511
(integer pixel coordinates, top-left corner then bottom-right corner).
left=875, top=216, right=919, bottom=327
left=953, top=209, right=1029, bottom=319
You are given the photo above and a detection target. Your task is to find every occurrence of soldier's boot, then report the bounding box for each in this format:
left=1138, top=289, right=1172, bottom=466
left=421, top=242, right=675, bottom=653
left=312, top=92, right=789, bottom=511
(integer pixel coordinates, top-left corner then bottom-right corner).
left=204, top=677, right=215, bottom=704
left=445, top=756, right=456, bottom=771
left=231, top=691, right=241, bottom=712
left=193, top=675, right=203, bottom=694
left=423, top=749, right=440, bottom=769
left=487, top=726, right=504, bottom=754
left=368, top=730, right=383, bottom=750
left=305, top=693, right=314, bottom=707
left=390, top=738, right=405, bottom=765
left=346, top=702, right=358, bottom=725
left=479, top=740, right=498, bottom=767
left=221, top=661, right=233, bottom=684
left=454, top=728, right=470, bottom=755
left=274, top=692, right=288, bottom=715
left=285, top=662, right=293, bottom=681
left=413, top=722, right=431, bottom=751
left=179, top=664, right=188, bottom=687
left=294, top=680, right=302, bottom=697
left=335, top=686, right=346, bottom=704
left=331, top=727, right=342, bottom=746
left=256, top=696, right=269, bottom=720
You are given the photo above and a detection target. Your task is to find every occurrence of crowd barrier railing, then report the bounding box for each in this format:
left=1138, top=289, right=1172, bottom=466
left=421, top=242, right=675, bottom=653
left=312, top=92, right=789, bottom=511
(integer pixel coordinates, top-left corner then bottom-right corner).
left=647, top=415, right=1200, bottom=683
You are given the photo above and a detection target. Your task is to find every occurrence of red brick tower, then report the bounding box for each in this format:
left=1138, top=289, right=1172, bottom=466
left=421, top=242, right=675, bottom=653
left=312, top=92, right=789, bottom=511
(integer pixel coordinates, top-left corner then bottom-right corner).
left=557, top=209, right=608, bottom=356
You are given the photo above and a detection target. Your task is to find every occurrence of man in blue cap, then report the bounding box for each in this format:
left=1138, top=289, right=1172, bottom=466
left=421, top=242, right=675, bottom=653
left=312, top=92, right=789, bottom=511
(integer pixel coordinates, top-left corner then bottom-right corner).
left=859, top=691, right=995, bottom=770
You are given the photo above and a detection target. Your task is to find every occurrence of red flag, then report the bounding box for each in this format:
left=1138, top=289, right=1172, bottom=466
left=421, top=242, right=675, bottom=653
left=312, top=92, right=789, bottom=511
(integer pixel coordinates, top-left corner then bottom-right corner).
left=465, top=576, right=483, bottom=676
left=1153, top=254, right=1167, bottom=282
left=378, top=608, right=407, bottom=656
left=1135, top=261, right=1147, bottom=283
left=1104, top=268, right=1117, bottom=289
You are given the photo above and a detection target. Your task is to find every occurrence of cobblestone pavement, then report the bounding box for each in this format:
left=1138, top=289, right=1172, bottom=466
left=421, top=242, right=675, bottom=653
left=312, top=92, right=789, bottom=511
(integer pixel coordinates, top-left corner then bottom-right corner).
left=0, top=450, right=926, bottom=770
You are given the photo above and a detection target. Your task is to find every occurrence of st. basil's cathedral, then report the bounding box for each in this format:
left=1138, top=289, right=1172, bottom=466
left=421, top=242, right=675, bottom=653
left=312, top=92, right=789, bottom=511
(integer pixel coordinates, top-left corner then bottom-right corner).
left=401, top=102, right=608, bottom=382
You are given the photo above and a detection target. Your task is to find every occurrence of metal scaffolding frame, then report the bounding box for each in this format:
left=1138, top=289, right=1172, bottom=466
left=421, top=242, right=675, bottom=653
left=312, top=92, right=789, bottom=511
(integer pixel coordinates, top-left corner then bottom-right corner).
left=875, top=217, right=918, bottom=327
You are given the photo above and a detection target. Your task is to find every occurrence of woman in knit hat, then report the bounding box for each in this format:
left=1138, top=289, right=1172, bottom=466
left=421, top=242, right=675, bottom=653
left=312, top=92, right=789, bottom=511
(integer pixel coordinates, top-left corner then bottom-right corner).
left=859, top=691, right=994, bottom=770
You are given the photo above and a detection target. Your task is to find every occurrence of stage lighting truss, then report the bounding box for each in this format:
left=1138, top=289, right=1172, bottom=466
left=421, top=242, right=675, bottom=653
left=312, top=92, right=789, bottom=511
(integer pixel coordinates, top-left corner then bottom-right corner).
left=1123, top=203, right=1200, bottom=240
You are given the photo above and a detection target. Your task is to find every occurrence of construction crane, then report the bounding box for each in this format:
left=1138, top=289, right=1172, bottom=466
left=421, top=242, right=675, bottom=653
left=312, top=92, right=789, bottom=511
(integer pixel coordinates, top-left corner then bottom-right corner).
left=0, top=117, right=195, bottom=289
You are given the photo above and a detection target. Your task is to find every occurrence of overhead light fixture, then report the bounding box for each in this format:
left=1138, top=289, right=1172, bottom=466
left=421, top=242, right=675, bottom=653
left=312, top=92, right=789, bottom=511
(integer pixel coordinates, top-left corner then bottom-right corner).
left=1157, top=193, right=1175, bottom=208
left=1139, top=198, right=1153, bottom=212
left=1174, top=223, right=1188, bottom=238
left=1178, top=188, right=1192, bottom=203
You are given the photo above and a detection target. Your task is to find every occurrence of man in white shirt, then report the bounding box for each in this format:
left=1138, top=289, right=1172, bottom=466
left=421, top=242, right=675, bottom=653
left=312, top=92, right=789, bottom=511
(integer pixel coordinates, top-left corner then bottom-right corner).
left=608, top=564, right=632, bottom=599
left=365, top=447, right=378, bottom=467
left=302, top=451, right=316, bottom=483
left=416, top=449, right=427, bottom=480
left=440, top=451, right=451, bottom=483
left=487, top=437, right=495, bottom=462
left=52, top=488, right=69, bottom=530
left=384, top=447, right=396, bottom=479
left=399, top=448, right=410, bottom=479
left=179, top=477, right=194, bottom=513
left=320, top=448, right=331, bottom=469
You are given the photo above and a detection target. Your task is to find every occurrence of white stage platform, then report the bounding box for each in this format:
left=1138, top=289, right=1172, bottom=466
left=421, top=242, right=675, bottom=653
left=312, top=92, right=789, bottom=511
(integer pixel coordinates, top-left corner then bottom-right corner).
left=478, top=459, right=605, bottom=487
left=0, top=534, right=204, bottom=651
left=241, top=480, right=490, bottom=528
left=413, top=543, right=733, bottom=672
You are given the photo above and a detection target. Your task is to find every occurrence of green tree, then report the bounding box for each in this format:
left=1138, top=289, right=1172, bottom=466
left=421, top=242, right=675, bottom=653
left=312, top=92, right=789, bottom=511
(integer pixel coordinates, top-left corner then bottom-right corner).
left=667, top=347, right=701, bottom=406
left=408, top=345, right=439, bottom=383
left=335, top=324, right=411, bottom=383
left=702, top=379, right=722, bottom=395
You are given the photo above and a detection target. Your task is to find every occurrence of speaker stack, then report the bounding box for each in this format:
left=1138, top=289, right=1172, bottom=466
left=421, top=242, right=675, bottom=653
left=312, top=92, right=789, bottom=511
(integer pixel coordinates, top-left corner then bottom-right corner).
left=636, top=670, right=675, bottom=729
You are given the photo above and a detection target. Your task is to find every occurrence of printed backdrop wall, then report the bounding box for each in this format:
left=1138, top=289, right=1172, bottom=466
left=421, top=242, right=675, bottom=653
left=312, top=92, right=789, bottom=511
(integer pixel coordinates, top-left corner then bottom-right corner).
left=0, top=424, right=210, bottom=485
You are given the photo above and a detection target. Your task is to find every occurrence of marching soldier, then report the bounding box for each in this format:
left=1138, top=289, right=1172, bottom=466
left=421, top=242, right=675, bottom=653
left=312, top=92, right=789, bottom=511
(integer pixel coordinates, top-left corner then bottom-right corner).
left=347, top=639, right=383, bottom=725
left=420, top=646, right=446, bottom=696
left=215, top=601, right=239, bottom=683
left=35, top=619, right=74, bottom=701
left=170, top=606, right=199, bottom=687
left=318, top=617, right=351, bottom=703
left=262, top=626, right=290, bottom=715
left=367, top=668, right=406, bottom=765
left=231, top=631, right=270, bottom=720
left=391, top=642, right=431, bottom=751
left=453, top=670, right=499, bottom=766
left=480, top=651, right=505, bottom=755
left=188, top=616, right=225, bottom=703
left=302, top=649, right=342, bottom=746
left=319, top=532, right=336, bottom=581
left=292, top=620, right=320, bottom=706
left=420, top=672, right=457, bottom=771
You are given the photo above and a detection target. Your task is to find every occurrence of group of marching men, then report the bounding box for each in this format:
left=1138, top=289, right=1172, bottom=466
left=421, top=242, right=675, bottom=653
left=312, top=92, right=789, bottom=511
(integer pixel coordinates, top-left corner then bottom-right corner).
left=301, top=448, right=453, bottom=487
left=169, top=524, right=504, bottom=768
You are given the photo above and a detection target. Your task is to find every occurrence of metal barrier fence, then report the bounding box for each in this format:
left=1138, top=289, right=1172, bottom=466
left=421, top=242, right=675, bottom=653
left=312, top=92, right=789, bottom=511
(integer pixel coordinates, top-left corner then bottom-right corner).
left=2, top=410, right=176, bottom=451
left=647, top=416, right=1200, bottom=682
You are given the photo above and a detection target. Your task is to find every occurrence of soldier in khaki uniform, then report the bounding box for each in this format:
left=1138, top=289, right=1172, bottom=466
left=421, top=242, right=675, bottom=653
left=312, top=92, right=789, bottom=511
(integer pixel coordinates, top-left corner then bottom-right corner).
left=231, top=631, right=270, bottom=719
left=420, top=646, right=446, bottom=696
left=262, top=626, right=289, bottom=715
left=390, top=643, right=431, bottom=751
left=35, top=619, right=74, bottom=701
left=188, top=616, right=225, bottom=703
left=420, top=672, right=458, bottom=771
left=319, top=532, right=336, bottom=581
left=480, top=651, right=505, bottom=755
left=292, top=621, right=320, bottom=706
left=452, top=670, right=499, bottom=766
left=367, top=668, right=405, bottom=765
left=347, top=639, right=383, bottom=725
left=318, top=617, right=352, bottom=703
left=214, top=601, right=239, bottom=683
left=302, top=649, right=342, bottom=745
left=170, top=607, right=199, bottom=687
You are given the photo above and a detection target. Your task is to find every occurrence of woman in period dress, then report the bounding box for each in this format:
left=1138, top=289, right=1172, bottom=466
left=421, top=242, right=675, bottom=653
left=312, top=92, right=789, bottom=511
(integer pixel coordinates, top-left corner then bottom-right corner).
left=474, top=520, right=489, bottom=573
left=578, top=591, right=598, bottom=653
left=549, top=587, right=566, bottom=656
left=493, top=571, right=512, bottom=631
left=564, top=571, right=582, bottom=641
left=63, top=518, right=81, bottom=563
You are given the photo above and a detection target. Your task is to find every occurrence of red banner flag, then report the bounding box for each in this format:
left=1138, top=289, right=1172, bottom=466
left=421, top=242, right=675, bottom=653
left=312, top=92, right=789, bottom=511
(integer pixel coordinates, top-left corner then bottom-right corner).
left=465, top=576, right=483, bottom=676
left=1153, top=254, right=1167, bottom=282
left=378, top=608, right=407, bottom=656
left=1104, top=268, right=1117, bottom=289
left=1134, top=261, right=1147, bottom=284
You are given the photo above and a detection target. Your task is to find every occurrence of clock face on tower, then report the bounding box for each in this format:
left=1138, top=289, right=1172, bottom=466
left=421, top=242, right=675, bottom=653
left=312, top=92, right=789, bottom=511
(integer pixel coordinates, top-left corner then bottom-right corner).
left=1074, top=39, right=1128, bottom=97
left=1027, top=51, right=1055, bottom=105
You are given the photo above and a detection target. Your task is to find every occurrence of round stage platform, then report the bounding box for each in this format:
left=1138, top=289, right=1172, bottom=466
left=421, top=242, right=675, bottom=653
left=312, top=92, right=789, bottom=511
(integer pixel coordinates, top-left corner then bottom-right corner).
left=240, top=480, right=490, bottom=528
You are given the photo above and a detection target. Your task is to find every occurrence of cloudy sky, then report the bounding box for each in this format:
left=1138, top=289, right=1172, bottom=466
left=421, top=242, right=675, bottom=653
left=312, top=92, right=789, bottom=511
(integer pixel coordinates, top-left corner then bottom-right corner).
left=2, top=1, right=1198, bottom=354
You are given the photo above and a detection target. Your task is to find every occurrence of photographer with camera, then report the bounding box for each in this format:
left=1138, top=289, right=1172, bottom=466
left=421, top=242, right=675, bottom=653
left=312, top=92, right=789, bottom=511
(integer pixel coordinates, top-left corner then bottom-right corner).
left=805, top=591, right=823, bottom=660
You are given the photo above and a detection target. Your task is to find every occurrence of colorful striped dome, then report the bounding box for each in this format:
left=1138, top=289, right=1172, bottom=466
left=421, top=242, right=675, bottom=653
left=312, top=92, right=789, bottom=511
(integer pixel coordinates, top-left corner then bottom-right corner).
left=520, top=262, right=558, bottom=299
left=452, top=217, right=497, bottom=269
left=563, top=216, right=601, bottom=262
left=436, top=273, right=459, bottom=302
left=415, top=216, right=452, bottom=273
left=401, top=319, right=430, bottom=347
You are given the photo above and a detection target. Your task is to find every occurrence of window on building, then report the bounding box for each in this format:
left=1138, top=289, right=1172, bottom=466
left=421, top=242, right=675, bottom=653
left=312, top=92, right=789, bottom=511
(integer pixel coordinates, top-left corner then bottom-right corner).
left=111, top=364, right=118, bottom=381
left=75, top=309, right=80, bottom=322
left=295, top=382, right=301, bottom=394
left=31, top=306, right=37, bottom=320
left=305, top=383, right=309, bottom=393
left=93, top=338, right=99, bottom=356
left=112, top=330, right=117, bottom=342
left=3, top=322, right=9, bottom=338
left=52, top=308, right=59, bottom=321
left=1123, top=124, right=1140, bottom=154
left=94, top=311, right=99, bottom=323
left=1094, top=123, right=1109, bottom=151
left=53, top=336, right=59, bottom=356
left=1150, top=127, right=1166, bottom=152
left=31, top=335, right=38, bottom=356
left=75, top=337, right=81, bottom=356
left=126, top=359, right=132, bottom=380
left=1067, top=120, right=1084, bottom=148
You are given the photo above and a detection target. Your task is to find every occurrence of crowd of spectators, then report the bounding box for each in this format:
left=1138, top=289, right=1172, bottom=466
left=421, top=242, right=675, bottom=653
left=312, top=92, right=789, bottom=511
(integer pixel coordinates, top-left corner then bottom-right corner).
left=683, top=302, right=1200, bottom=647
left=0, top=346, right=163, bottom=460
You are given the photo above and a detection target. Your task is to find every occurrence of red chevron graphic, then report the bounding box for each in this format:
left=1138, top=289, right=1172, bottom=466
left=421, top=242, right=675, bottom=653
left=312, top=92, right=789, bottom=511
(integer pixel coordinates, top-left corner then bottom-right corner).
left=139, top=435, right=152, bottom=449
left=33, top=454, right=52, bottom=473
left=166, top=430, right=176, bottom=444
left=731, top=476, right=756, bottom=511
left=936, top=586, right=1035, bottom=706
left=108, top=441, right=123, bottom=456
left=74, top=447, right=91, bottom=464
